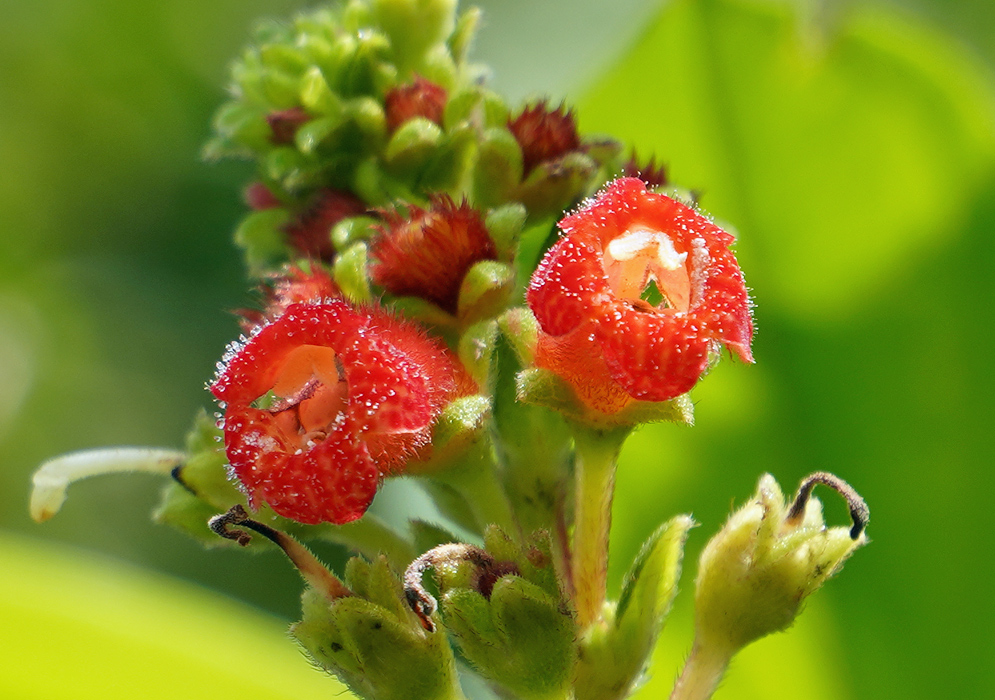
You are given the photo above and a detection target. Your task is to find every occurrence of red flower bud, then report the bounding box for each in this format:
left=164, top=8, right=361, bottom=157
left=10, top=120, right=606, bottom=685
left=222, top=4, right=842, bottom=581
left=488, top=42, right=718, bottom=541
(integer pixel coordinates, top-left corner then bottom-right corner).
left=267, top=107, right=311, bottom=145
left=370, top=196, right=497, bottom=314
left=623, top=153, right=668, bottom=190
left=243, top=181, right=282, bottom=210
left=527, top=177, right=753, bottom=415
left=285, top=188, right=368, bottom=261
left=384, top=76, right=448, bottom=134
left=508, top=101, right=581, bottom=176
left=212, top=299, right=472, bottom=524
left=236, top=265, right=341, bottom=332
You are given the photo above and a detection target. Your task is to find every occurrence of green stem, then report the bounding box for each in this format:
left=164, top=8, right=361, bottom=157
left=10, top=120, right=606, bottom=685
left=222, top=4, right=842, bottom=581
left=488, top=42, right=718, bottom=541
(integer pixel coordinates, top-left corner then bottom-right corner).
left=424, top=436, right=519, bottom=538
left=569, top=423, right=630, bottom=629
left=669, top=641, right=733, bottom=700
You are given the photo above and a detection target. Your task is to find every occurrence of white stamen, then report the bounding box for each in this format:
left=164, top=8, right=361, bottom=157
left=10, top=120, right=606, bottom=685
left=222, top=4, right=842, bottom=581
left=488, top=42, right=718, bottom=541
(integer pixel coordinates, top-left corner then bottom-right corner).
left=607, top=227, right=687, bottom=271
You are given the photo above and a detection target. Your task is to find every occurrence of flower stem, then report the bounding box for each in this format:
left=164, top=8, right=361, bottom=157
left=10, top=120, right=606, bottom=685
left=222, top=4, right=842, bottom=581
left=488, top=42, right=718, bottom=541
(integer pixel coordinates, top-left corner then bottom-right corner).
left=669, top=641, right=733, bottom=700
left=569, top=423, right=630, bottom=629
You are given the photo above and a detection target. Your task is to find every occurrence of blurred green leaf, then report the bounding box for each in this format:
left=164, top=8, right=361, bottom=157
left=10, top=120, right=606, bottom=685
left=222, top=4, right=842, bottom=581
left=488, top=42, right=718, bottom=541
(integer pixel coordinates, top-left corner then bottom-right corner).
left=0, top=530, right=353, bottom=699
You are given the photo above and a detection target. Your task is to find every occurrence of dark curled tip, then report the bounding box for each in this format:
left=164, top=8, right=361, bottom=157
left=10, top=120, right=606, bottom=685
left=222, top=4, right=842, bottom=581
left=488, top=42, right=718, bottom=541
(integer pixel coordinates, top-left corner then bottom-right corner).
left=787, top=471, right=870, bottom=540
left=403, top=543, right=515, bottom=633
left=209, top=504, right=253, bottom=546
left=170, top=464, right=198, bottom=496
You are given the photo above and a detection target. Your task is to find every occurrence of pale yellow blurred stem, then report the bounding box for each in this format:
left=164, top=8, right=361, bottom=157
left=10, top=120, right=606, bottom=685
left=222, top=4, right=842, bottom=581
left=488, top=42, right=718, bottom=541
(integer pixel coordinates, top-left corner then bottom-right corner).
left=670, top=641, right=734, bottom=700
left=570, top=424, right=630, bottom=629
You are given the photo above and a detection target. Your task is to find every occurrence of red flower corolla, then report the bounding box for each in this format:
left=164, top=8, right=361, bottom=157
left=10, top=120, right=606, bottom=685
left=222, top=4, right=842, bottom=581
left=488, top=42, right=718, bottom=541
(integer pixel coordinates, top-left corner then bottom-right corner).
left=212, top=299, right=471, bottom=524
left=527, top=177, right=753, bottom=415
left=370, top=196, right=496, bottom=314
left=384, top=76, right=448, bottom=133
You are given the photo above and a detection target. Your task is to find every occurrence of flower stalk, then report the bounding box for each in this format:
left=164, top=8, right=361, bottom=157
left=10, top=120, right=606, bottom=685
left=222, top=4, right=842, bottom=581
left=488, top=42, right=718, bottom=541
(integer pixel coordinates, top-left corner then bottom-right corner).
left=569, top=423, right=631, bottom=628
left=669, top=642, right=734, bottom=700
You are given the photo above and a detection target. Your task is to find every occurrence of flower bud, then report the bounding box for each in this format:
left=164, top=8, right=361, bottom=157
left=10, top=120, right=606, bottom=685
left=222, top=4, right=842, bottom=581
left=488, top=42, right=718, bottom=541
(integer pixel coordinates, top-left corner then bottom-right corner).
left=694, top=472, right=869, bottom=654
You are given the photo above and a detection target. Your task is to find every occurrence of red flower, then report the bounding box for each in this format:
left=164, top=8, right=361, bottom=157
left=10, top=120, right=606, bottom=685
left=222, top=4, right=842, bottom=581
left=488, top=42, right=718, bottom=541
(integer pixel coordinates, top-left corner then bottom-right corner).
left=284, top=188, right=368, bottom=261
left=508, top=101, right=581, bottom=176
left=526, top=177, right=753, bottom=415
left=370, top=196, right=496, bottom=314
left=211, top=299, right=471, bottom=524
left=384, top=76, right=448, bottom=134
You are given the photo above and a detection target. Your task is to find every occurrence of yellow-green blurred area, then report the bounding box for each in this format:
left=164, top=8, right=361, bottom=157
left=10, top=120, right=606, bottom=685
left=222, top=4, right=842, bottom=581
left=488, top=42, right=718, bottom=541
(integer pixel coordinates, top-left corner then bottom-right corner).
left=1, top=0, right=993, bottom=698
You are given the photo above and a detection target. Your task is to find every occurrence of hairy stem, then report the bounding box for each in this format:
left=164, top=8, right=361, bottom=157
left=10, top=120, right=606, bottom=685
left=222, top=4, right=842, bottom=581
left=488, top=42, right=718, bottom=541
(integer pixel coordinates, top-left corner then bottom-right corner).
left=670, top=642, right=733, bottom=700
left=570, top=424, right=630, bottom=629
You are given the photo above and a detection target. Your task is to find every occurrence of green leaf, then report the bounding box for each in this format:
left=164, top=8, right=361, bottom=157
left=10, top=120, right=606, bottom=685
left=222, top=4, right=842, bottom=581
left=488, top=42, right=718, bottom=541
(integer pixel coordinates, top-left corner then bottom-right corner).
left=0, top=531, right=352, bottom=700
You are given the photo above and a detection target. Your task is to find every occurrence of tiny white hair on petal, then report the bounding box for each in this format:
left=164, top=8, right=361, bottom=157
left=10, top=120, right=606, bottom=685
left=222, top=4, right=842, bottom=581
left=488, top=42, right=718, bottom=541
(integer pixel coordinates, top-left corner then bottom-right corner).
left=30, top=447, right=187, bottom=523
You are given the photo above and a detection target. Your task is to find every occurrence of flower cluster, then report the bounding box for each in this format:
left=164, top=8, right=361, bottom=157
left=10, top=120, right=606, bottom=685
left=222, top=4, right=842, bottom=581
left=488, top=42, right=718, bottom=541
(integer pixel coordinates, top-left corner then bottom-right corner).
left=29, top=3, right=869, bottom=700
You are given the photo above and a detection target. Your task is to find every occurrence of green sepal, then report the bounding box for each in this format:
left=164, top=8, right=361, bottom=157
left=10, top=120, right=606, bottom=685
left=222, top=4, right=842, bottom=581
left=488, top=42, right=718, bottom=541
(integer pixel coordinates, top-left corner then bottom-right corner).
left=334, top=242, right=373, bottom=303
left=234, top=208, right=291, bottom=276
left=512, top=217, right=557, bottom=296
left=485, top=203, right=528, bottom=260
left=456, top=260, right=515, bottom=325
left=574, top=516, right=694, bottom=700
left=353, top=156, right=419, bottom=206
left=473, top=128, right=524, bottom=208
left=418, top=124, right=476, bottom=194
left=153, top=483, right=238, bottom=548
left=384, top=117, right=444, bottom=175
left=264, top=146, right=319, bottom=193
left=444, top=87, right=508, bottom=131
left=457, top=319, right=499, bottom=388
left=448, top=6, right=482, bottom=66
left=515, top=150, right=599, bottom=219
left=516, top=367, right=695, bottom=429
left=207, top=101, right=271, bottom=155
left=441, top=576, right=574, bottom=700
left=294, top=115, right=340, bottom=155
left=371, top=0, right=458, bottom=76
left=342, top=96, right=388, bottom=153
left=406, top=394, right=491, bottom=476
left=293, top=558, right=463, bottom=700
left=333, top=215, right=380, bottom=252
left=497, top=307, right=538, bottom=367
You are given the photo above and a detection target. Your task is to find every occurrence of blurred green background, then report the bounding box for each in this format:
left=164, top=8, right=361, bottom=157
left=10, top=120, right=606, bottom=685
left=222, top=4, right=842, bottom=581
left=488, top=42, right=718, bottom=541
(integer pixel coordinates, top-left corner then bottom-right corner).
left=1, top=0, right=993, bottom=698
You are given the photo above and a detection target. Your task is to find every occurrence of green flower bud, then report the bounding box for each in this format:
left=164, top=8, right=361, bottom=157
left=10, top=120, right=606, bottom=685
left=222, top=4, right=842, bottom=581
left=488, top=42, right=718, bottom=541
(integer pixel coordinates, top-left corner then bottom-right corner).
left=458, top=319, right=499, bottom=387
left=371, top=0, right=458, bottom=76
left=443, top=87, right=509, bottom=132
left=515, top=150, right=599, bottom=219
left=694, top=472, right=868, bottom=654
left=332, top=215, right=380, bottom=252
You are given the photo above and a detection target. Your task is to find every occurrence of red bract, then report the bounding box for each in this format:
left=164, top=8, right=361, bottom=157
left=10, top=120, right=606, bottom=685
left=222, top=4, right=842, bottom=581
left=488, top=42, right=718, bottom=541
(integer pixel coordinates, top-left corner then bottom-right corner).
left=508, top=101, right=581, bottom=176
left=527, top=177, right=753, bottom=415
left=267, top=107, right=311, bottom=145
left=370, top=196, right=496, bottom=314
left=384, top=76, right=448, bottom=133
left=212, top=299, right=471, bottom=524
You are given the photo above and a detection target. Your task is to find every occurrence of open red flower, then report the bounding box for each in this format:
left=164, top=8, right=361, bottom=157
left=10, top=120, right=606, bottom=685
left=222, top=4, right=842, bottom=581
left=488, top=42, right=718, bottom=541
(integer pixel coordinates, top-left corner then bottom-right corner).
left=211, top=299, right=471, bottom=524
left=527, top=177, right=753, bottom=415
